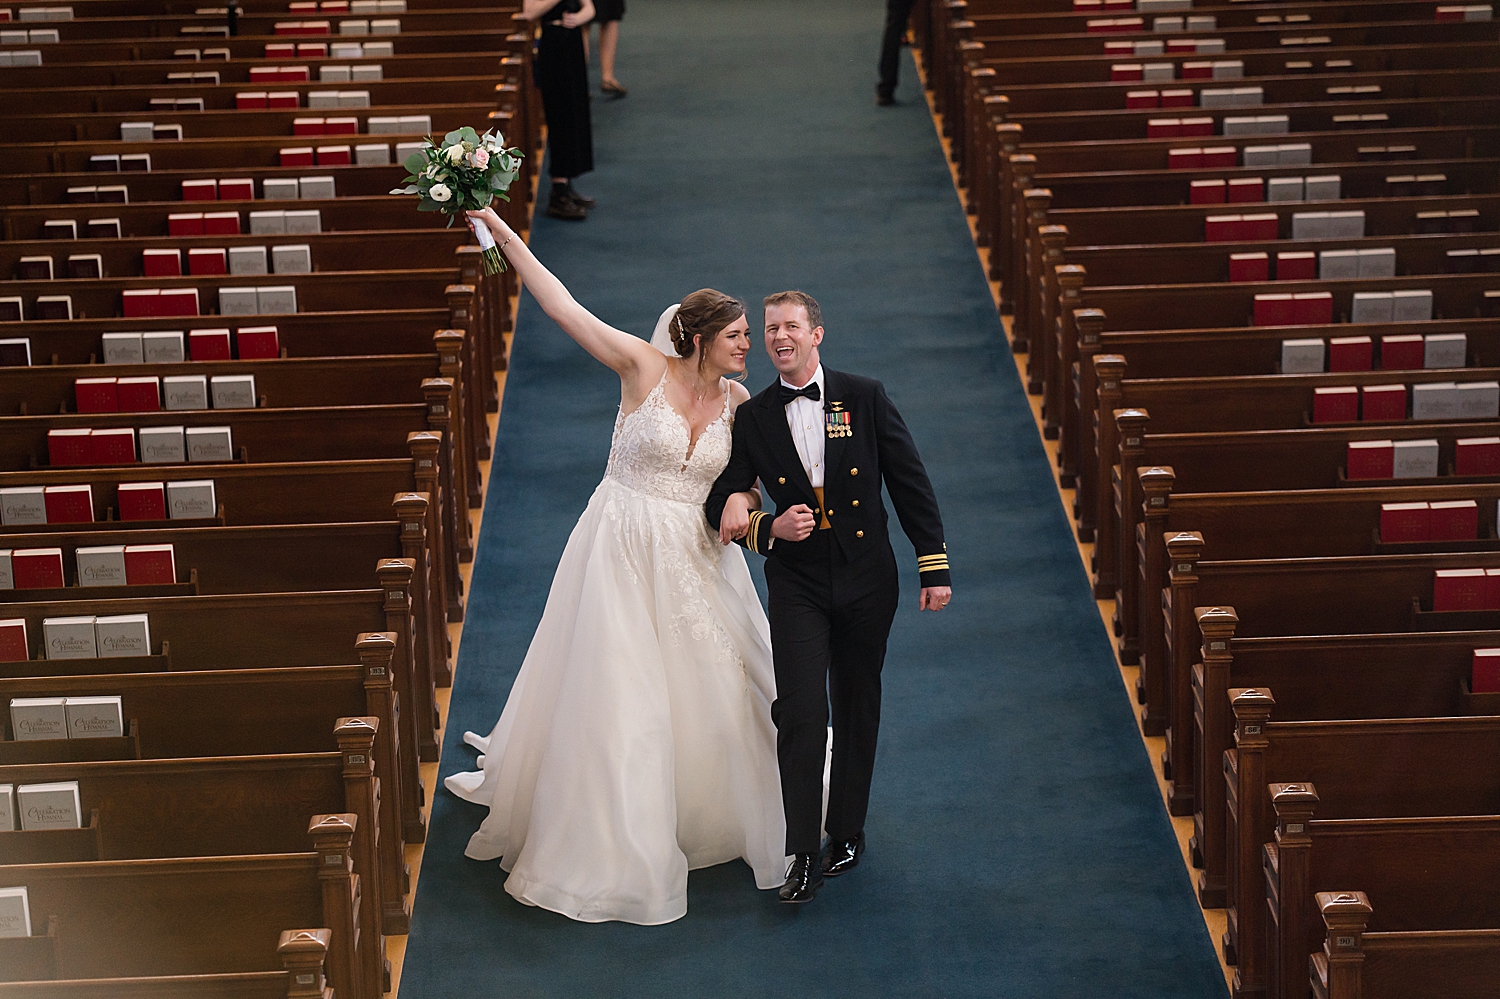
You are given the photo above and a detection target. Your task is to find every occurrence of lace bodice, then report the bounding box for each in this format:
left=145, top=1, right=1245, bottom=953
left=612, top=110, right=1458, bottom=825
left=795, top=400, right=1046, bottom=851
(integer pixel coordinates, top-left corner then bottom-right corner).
left=604, top=372, right=733, bottom=504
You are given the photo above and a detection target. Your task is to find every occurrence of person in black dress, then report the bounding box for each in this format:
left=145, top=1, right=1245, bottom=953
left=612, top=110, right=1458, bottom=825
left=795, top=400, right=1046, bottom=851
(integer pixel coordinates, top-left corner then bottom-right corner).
left=523, top=0, right=596, bottom=220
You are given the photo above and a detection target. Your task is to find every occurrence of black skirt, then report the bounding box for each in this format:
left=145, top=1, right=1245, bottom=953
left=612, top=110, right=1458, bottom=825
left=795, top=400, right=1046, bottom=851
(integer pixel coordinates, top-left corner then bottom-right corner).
left=594, top=0, right=624, bottom=22
left=537, top=22, right=595, bottom=180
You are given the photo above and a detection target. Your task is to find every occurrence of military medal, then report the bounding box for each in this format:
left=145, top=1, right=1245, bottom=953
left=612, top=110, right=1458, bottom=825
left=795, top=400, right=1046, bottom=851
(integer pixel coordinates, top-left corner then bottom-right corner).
left=825, top=403, right=852, bottom=439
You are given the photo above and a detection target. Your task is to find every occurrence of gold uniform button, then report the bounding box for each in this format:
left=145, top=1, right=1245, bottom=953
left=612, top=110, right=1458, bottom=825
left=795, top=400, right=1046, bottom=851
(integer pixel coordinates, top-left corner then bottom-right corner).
left=827, top=509, right=834, bottom=517
left=856, top=530, right=864, bottom=538
left=850, top=468, right=858, bottom=476
left=851, top=499, right=859, bottom=507
left=778, top=477, right=786, bottom=484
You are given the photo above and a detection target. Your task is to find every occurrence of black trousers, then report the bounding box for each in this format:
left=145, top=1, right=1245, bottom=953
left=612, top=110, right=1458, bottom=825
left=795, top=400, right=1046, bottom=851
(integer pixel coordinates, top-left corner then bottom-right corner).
left=878, top=0, right=918, bottom=98
left=537, top=22, right=595, bottom=180
left=765, top=531, right=899, bottom=855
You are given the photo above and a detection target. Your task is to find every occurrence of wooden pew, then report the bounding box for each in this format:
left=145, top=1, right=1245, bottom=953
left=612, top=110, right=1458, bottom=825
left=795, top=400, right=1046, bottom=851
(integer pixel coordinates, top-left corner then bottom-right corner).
left=0, top=816, right=371, bottom=998
left=0, top=926, right=335, bottom=997
left=1310, top=891, right=1500, bottom=999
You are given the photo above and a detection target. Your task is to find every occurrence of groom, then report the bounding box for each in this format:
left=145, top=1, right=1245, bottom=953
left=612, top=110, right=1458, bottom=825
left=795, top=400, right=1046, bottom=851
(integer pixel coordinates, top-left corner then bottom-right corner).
left=706, top=290, right=951, bottom=904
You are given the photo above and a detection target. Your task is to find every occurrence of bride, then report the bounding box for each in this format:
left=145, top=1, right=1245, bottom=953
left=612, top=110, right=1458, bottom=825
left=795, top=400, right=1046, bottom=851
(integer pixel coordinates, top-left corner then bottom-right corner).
left=445, top=207, right=787, bottom=925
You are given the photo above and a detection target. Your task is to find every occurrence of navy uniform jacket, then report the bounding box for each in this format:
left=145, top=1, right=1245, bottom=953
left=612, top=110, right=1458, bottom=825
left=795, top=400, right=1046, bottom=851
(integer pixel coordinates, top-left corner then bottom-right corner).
left=705, top=367, right=950, bottom=589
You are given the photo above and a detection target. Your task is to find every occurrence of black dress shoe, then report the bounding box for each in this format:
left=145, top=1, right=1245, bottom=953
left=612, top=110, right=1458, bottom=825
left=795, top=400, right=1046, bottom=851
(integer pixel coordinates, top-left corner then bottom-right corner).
left=545, top=190, right=587, bottom=221
left=821, top=834, right=864, bottom=877
left=876, top=89, right=896, bottom=107
left=562, top=185, right=596, bottom=209
left=778, top=853, right=823, bottom=903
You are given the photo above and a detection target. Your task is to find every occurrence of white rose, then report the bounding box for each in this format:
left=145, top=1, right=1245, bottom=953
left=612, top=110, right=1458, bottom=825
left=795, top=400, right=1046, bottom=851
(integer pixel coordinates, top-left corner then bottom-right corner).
left=444, top=144, right=466, bottom=165
left=428, top=183, right=452, bottom=203
left=424, top=164, right=438, bottom=179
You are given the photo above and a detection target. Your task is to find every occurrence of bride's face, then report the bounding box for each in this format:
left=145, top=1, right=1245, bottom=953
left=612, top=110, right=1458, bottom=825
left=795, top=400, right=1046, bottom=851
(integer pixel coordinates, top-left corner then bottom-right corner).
left=701, top=315, right=751, bottom=377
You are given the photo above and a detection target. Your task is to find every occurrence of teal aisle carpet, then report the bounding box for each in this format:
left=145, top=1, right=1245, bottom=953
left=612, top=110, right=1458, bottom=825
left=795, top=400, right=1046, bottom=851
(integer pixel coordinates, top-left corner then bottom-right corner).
left=401, top=1, right=1228, bottom=995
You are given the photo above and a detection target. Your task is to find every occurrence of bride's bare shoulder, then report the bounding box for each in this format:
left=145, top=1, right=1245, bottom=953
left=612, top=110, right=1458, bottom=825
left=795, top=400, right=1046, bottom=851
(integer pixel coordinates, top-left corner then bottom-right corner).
left=726, top=379, right=752, bottom=412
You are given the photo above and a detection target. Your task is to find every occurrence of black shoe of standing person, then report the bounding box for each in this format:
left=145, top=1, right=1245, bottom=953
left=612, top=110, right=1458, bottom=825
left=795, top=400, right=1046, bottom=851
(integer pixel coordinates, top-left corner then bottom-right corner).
left=876, top=87, right=896, bottom=107
left=821, top=833, right=865, bottom=877
left=779, top=853, right=823, bottom=903
left=546, top=186, right=587, bottom=221
left=562, top=183, right=596, bottom=209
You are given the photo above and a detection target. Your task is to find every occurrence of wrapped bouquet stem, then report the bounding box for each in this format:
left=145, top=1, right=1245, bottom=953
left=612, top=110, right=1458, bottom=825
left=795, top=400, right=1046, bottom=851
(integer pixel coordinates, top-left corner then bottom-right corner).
left=391, top=126, right=525, bottom=274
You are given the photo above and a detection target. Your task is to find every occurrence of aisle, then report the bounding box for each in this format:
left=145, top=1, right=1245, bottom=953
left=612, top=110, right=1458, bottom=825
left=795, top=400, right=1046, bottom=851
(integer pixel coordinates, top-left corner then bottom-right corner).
left=400, top=1, right=1227, bottom=995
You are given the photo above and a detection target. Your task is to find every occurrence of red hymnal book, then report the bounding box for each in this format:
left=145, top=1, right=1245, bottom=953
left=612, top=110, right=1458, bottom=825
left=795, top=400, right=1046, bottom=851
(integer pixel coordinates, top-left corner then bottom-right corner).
left=124, top=544, right=176, bottom=585
left=1126, top=90, right=1159, bottom=109
left=1161, top=89, right=1194, bottom=108
left=323, top=117, right=358, bottom=136
left=159, top=288, right=200, bottom=318
left=1253, top=293, right=1295, bottom=326
left=1292, top=292, right=1334, bottom=325
left=235, top=92, right=269, bottom=109
left=218, top=179, right=254, bottom=201
left=142, top=249, right=182, bottom=277
left=0, top=619, right=27, bottom=662
left=1456, top=437, right=1500, bottom=476
left=1228, top=252, right=1268, bottom=282
left=1275, top=252, right=1316, bottom=281
left=1241, top=213, right=1279, bottom=241
left=47, top=429, right=93, bottom=467
left=1380, top=334, right=1425, bottom=370
left=188, top=329, right=232, bottom=361
left=188, top=248, right=227, bottom=276
left=294, top=117, right=326, bottom=136
left=12, top=548, right=65, bottom=589
left=74, top=377, right=118, bottom=414
left=1350, top=440, right=1397, bottom=479
left=117, top=481, right=166, bottom=521
left=1202, top=146, right=1238, bottom=167
left=265, top=42, right=295, bottom=57
left=279, top=147, right=316, bottom=167
left=278, top=66, right=311, bottom=81
left=181, top=179, right=218, bottom=202
left=1180, top=117, right=1215, bottom=137
left=1329, top=337, right=1374, bottom=372
left=1312, top=386, right=1358, bottom=423
left=1360, top=384, right=1407, bottom=421
left=1168, top=148, right=1203, bottom=170
left=116, top=377, right=161, bottom=412
left=122, top=289, right=160, bottom=318
left=1204, top=214, right=1240, bottom=242
left=1474, top=648, right=1500, bottom=694
left=1111, top=63, right=1145, bottom=82
left=203, top=212, right=241, bottom=235
left=1487, top=571, right=1500, bottom=611
left=315, top=145, right=352, bottom=166
left=1227, top=177, right=1263, bottom=203
left=168, top=212, right=206, bottom=236
left=1191, top=179, right=1226, bottom=204
left=236, top=326, right=280, bottom=359
left=1146, top=118, right=1181, bottom=138
left=1379, top=500, right=1428, bottom=539
left=89, top=428, right=137, bottom=465
left=1430, top=499, right=1480, bottom=541
left=1434, top=568, right=1487, bottom=610
left=44, top=484, right=94, bottom=523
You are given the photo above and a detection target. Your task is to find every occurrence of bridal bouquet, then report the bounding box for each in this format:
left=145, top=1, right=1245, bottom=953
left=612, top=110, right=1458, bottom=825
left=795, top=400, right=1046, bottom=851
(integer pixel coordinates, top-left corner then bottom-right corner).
left=390, top=126, right=525, bottom=274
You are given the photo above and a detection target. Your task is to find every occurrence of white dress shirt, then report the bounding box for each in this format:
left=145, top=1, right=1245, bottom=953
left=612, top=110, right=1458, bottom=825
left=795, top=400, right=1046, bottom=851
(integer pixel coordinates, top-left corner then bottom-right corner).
left=781, top=364, right=826, bottom=488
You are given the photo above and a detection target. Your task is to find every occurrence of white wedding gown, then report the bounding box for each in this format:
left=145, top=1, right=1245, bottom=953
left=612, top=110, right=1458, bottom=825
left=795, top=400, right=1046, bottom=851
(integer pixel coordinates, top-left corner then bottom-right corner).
left=444, top=370, right=787, bottom=925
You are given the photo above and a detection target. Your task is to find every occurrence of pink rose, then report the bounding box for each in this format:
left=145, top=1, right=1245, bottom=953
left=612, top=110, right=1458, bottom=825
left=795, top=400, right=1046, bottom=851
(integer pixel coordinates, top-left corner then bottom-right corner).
left=468, top=148, right=490, bottom=169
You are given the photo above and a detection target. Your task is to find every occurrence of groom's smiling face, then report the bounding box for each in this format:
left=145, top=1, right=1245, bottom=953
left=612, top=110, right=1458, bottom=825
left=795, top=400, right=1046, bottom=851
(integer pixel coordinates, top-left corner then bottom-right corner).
left=764, top=303, right=823, bottom=386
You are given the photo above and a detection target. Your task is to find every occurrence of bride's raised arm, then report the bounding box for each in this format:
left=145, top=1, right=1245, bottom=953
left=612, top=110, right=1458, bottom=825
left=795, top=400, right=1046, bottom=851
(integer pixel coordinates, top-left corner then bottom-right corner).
left=466, top=207, right=663, bottom=388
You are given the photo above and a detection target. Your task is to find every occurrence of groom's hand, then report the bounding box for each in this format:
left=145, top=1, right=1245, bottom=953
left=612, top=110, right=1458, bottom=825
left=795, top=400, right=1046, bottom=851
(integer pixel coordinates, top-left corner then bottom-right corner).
left=919, top=586, right=952, bottom=612
left=718, top=493, right=752, bottom=546
left=771, top=505, right=816, bottom=542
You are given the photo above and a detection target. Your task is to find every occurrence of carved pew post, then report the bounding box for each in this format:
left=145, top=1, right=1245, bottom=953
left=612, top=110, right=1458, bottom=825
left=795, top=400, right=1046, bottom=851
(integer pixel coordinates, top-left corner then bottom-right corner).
left=409, top=430, right=464, bottom=623
left=990, top=130, right=1023, bottom=297
left=1164, top=531, right=1205, bottom=812
left=1226, top=688, right=1276, bottom=980
left=1071, top=308, right=1104, bottom=540
left=1136, top=467, right=1175, bottom=735
left=1002, top=152, right=1034, bottom=326
left=1111, top=408, right=1149, bottom=662
left=958, top=60, right=992, bottom=195
left=309, top=813, right=362, bottom=999
left=1269, top=783, right=1320, bottom=999
left=379, top=558, right=436, bottom=788
left=974, top=95, right=1008, bottom=247
left=1016, top=187, right=1051, bottom=369
left=1315, top=891, right=1372, bottom=999
left=436, top=328, right=488, bottom=492
left=1028, top=227, right=1066, bottom=397
left=357, top=633, right=413, bottom=911
left=1091, top=355, right=1126, bottom=595
left=1053, top=266, right=1086, bottom=481
left=422, top=377, right=473, bottom=566
left=454, top=251, right=497, bottom=381
left=395, top=491, right=451, bottom=689
left=1194, top=604, right=1238, bottom=909
left=278, top=928, right=333, bottom=999
left=952, top=35, right=982, bottom=162
left=335, top=717, right=393, bottom=980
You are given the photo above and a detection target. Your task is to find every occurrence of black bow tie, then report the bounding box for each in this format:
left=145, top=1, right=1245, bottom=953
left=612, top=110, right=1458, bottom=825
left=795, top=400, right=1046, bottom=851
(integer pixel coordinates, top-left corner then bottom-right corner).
left=778, top=381, right=821, bottom=406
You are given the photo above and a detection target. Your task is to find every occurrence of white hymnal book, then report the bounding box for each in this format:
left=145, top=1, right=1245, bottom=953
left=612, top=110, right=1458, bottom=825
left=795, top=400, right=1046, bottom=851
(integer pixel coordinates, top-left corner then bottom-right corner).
left=1412, top=382, right=1459, bottom=420
left=0, top=887, right=29, bottom=939
left=0, top=486, right=46, bottom=526
left=228, top=245, right=269, bottom=276
left=65, top=695, right=123, bottom=739
left=138, top=425, right=186, bottom=463
left=1357, top=247, right=1397, bottom=279
left=1393, top=439, right=1440, bottom=479
left=0, top=550, right=11, bottom=590
left=1304, top=175, right=1340, bottom=201
left=10, top=696, right=67, bottom=740
left=0, top=784, right=14, bottom=831
left=95, top=614, right=149, bottom=658
left=218, top=286, right=259, bottom=316
left=354, top=142, right=390, bottom=165
left=1457, top=381, right=1500, bottom=420
left=185, top=425, right=233, bottom=462
left=75, top=545, right=126, bottom=586
left=1351, top=292, right=1394, bottom=324
left=167, top=479, right=216, bottom=519
left=256, top=285, right=298, bottom=313
left=1426, top=334, right=1467, bottom=369
left=262, top=177, right=299, bottom=200
left=283, top=211, right=320, bottom=235
left=18, top=781, right=81, bottom=830
left=1318, top=249, right=1359, bottom=280
left=102, top=332, right=144, bottom=364
left=272, top=243, right=312, bottom=274
left=350, top=63, right=381, bottom=81
left=297, top=176, right=334, bottom=200
left=319, top=64, right=351, bottom=82
left=1393, top=290, right=1433, bottom=322
left=248, top=210, right=287, bottom=235
left=142, top=331, right=186, bottom=364
left=210, top=374, right=255, bottom=409
left=163, top=374, right=209, bottom=411
left=43, top=617, right=97, bottom=660
left=1280, top=338, right=1325, bottom=374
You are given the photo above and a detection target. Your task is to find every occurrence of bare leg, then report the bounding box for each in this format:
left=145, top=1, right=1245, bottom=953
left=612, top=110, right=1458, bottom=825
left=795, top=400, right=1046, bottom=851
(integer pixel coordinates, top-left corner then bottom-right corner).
left=600, top=20, right=620, bottom=87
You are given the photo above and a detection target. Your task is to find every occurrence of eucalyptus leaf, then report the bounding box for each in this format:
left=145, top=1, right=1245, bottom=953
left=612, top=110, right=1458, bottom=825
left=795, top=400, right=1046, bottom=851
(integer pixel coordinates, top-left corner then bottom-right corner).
left=442, top=128, right=464, bottom=146
left=403, top=152, right=428, bottom=174
left=417, top=199, right=442, bottom=212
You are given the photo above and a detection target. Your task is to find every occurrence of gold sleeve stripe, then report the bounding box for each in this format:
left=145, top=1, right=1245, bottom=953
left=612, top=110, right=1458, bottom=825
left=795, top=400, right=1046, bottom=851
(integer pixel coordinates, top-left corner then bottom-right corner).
left=917, top=554, right=950, bottom=571
left=746, top=511, right=768, bottom=554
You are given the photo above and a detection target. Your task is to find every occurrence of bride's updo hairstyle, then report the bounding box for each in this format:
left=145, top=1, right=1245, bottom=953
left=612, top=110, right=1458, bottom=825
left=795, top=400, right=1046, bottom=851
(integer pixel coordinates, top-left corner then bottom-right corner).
left=671, top=289, right=745, bottom=366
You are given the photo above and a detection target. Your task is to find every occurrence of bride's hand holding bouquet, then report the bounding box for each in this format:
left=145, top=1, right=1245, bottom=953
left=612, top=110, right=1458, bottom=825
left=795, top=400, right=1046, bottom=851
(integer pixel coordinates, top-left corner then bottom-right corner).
left=390, top=126, right=524, bottom=274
